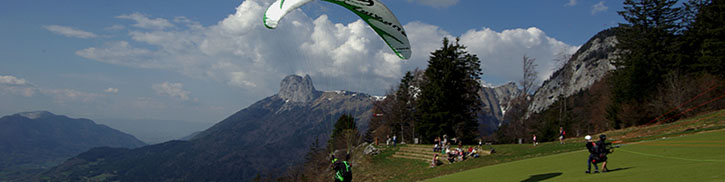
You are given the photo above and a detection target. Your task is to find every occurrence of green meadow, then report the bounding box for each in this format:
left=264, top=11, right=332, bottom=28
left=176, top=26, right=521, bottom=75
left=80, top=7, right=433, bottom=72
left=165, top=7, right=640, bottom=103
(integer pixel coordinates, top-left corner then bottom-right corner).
left=427, top=130, right=725, bottom=182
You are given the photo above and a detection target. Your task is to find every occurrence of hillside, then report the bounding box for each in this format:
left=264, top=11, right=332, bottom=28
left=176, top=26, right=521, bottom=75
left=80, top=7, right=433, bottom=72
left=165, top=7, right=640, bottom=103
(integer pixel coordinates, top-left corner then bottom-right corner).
left=0, top=111, right=145, bottom=173
left=529, top=28, right=618, bottom=114
left=37, top=75, right=374, bottom=181
left=352, top=109, right=724, bottom=182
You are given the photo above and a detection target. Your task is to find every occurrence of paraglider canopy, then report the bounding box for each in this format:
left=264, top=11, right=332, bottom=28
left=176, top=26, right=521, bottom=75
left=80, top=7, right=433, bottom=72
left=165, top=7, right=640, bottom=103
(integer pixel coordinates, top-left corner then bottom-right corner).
left=263, top=0, right=411, bottom=59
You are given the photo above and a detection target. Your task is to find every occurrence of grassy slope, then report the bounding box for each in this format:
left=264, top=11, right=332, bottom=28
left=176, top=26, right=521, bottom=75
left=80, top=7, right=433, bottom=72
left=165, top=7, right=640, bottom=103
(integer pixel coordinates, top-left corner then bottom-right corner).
left=428, top=129, right=725, bottom=182
left=355, top=110, right=724, bottom=182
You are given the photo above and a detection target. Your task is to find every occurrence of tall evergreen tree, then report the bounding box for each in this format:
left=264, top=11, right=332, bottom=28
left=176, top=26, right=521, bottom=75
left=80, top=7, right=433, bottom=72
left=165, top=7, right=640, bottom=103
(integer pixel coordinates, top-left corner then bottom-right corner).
left=416, top=38, right=482, bottom=143
left=613, top=0, right=683, bottom=103
left=389, top=71, right=417, bottom=143
left=683, top=0, right=724, bottom=77
left=328, top=114, right=358, bottom=152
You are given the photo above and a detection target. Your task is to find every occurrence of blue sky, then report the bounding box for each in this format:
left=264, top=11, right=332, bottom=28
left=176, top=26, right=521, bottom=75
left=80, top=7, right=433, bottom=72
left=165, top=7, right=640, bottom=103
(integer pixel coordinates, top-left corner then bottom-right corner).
left=1, top=0, right=624, bottom=127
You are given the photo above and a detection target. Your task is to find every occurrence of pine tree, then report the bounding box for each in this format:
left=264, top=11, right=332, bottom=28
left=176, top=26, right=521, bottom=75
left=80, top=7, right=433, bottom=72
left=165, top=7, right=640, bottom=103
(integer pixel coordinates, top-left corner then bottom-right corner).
left=416, top=37, right=482, bottom=144
left=683, top=0, right=724, bottom=77
left=613, top=0, right=683, bottom=103
left=328, top=114, right=358, bottom=152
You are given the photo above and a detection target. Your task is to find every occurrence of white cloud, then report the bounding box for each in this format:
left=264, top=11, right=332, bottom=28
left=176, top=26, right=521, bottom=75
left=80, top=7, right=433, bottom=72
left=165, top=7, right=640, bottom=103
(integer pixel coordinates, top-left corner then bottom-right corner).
left=152, top=82, right=191, bottom=101
left=116, top=13, right=174, bottom=30
left=565, top=0, right=578, bottom=7
left=592, top=1, right=608, bottom=15
left=75, top=0, right=577, bottom=96
left=44, top=25, right=98, bottom=39
left=0, top=75, right=35, bottom=97
left=0, top=75, right=29, bottom=85
left=406, top=0, right=459, bottom=8
left=1, top=75, right=104, bottom=102
left=104, top=87, right=119, bottom=94
left=76, top=41, right=157, bottom=68
left=458, top=27, right=579, bottom=84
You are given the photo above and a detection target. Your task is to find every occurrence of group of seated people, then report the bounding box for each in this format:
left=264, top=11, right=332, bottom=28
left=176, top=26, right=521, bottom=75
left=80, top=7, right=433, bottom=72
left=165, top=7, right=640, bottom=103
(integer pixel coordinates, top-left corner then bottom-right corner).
left=430, top=136, right=481, bottom=167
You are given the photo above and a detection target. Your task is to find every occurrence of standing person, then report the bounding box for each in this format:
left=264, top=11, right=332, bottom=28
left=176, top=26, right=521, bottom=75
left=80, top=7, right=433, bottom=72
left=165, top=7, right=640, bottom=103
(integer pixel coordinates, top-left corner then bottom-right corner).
left=433, top=137, right=440, bottom=152
left=478, top=138, right=483, bottom=149
left=559, top=127, right=566, bottom=144
left=393, top=135, right=397, bottom=146
left=331, top=155, right=344, bottom=182
left=596, top=134, right=610, bottom=172
left=585, top=135, right=600, bottom=173
left=386, top=135, right=391, bottom=146
left=533, top=134, right=538, bottom=146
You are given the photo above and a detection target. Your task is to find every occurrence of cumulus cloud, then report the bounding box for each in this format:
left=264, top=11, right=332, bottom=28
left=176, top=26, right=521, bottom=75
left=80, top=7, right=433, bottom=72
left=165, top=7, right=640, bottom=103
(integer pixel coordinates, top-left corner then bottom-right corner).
left=152, top=82, right=191, bottom=101
left=76, top=0, right=577, bottom=96
left=565, top=0, right=578, bottom=7
left=592, top=1, right=608, bottom=15
left=44, top=25, right=98, bottom=39
left=117, top=13, right=174, bottom=30
left=105, top=87, right=119, bottom=94
left=406, top=0, right=459, bottom=8
left=458, top=27, right=579, bottom=84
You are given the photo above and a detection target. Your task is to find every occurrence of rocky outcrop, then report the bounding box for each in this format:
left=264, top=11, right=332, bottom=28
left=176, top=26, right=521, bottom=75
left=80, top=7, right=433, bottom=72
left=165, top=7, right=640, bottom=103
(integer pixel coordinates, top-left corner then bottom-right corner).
left=478, top=82, right=521, bottom=134
left=529, top=28, right=618, bottom=113
left=278, top=74, right=321, bottom=103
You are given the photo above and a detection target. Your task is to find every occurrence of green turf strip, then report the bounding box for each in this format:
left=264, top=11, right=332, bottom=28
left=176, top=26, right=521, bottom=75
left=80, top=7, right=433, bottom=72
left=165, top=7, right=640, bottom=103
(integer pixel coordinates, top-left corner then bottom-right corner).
left=427, top=130, right=725, bottom=182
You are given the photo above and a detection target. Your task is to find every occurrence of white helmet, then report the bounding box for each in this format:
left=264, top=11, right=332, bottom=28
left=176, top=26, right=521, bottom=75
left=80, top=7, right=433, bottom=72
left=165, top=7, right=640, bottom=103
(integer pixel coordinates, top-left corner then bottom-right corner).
left=585, top=135, right=592, bottom=140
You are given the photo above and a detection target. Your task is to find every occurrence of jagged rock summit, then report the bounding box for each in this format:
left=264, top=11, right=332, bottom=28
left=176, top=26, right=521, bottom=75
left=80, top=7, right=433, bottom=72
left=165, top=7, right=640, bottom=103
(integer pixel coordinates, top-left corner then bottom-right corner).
left=279, top=74, right=321, bottom=103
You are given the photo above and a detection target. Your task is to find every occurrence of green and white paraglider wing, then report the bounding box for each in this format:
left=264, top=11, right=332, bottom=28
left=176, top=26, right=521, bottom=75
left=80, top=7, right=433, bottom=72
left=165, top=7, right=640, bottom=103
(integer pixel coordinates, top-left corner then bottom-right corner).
left=263, top=0, right=411, bottom=59
left=263, top=0, right=315, bottom=29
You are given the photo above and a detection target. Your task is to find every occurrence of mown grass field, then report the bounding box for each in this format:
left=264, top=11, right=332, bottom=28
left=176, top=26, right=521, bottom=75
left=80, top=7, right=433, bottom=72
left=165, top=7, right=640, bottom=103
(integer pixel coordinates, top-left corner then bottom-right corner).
left=427, top=129, right=725, bottom=182
left=354, top=109, right=725, bottom=182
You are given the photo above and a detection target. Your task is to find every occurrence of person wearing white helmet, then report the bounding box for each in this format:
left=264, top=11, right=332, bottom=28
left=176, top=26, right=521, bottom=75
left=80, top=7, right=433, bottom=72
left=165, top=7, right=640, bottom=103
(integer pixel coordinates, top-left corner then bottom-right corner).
left=585, top=135, right=599, bottom=173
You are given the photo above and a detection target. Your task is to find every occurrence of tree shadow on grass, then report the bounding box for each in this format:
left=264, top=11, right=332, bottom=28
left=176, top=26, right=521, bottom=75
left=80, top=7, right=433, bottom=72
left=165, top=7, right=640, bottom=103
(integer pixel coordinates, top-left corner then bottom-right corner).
left=520, top=172, right=562, bottom=182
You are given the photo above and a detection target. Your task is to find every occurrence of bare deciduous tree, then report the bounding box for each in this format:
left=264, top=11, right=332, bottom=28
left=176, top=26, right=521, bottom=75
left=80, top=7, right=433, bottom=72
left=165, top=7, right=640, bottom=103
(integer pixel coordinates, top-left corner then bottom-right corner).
left=520, top=55, right=538, bottom=97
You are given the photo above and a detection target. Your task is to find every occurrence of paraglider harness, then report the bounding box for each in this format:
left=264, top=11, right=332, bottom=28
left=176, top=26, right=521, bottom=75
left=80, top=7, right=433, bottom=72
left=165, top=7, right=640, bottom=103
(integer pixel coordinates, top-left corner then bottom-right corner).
left=591, top=135, right=616, bottom=164
left=331, top=155, right=352, bottom=182
left=331, top=157, right=344, bottom=182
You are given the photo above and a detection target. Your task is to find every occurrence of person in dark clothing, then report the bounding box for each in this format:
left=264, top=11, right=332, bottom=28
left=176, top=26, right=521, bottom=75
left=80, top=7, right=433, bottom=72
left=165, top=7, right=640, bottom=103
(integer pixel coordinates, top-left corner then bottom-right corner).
left=595, top=134, right=611, bottom=172
left=331, top=155, right=344, bottom=182
left=342, top=154, right=352, bottom=182
left=585, top=135, right=600, bottom=173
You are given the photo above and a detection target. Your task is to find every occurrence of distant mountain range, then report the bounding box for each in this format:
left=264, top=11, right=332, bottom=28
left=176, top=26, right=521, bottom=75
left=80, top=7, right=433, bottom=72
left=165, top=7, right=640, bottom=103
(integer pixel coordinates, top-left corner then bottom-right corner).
left=38, top=75, right=373, bottom=181
left=0, top=111, right=145, bottom=172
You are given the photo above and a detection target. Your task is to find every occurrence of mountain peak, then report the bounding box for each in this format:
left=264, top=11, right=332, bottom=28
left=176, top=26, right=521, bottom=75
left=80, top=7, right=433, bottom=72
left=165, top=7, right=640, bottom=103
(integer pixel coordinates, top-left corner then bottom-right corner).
left=17, top=111, right=54, bottom=119
left=278, top=74, right=320, bottom=103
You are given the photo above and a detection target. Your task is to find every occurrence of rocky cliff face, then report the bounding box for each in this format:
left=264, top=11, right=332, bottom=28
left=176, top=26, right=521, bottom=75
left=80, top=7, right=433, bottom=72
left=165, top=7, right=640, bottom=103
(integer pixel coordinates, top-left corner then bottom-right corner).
left=529, top=29, right=618, bottom=114
left=478, top=82, right=521, bottom=134
left=278, top=74, right=321, bottom=103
